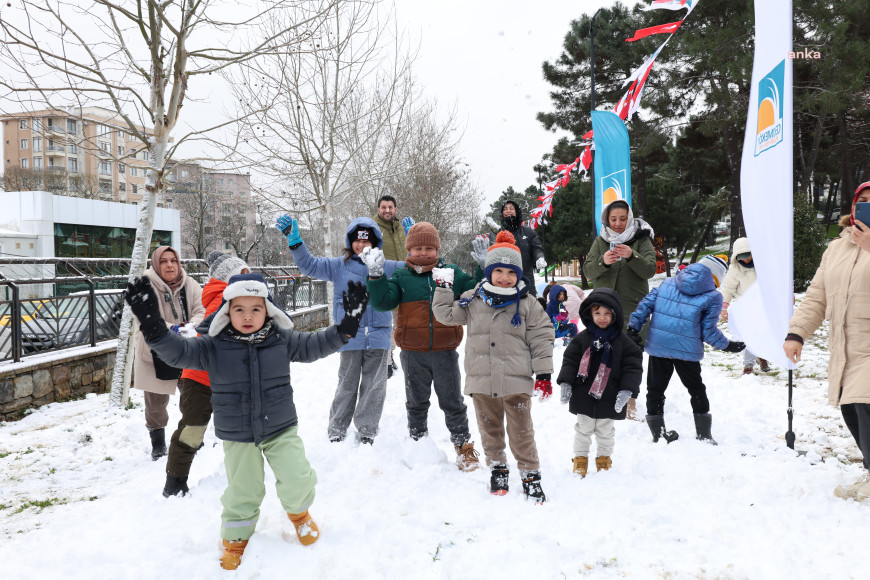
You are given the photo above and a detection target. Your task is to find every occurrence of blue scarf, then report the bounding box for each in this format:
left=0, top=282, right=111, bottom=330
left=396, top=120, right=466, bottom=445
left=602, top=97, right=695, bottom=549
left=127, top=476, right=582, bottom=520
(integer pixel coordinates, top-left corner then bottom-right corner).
left=459, top=281, right=528, bottom=327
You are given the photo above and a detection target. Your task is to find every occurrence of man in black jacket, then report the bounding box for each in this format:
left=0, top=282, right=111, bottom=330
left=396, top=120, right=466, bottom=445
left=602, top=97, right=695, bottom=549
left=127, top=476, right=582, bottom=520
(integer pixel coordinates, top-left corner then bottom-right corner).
left=490, top=200, right=546, bottom=296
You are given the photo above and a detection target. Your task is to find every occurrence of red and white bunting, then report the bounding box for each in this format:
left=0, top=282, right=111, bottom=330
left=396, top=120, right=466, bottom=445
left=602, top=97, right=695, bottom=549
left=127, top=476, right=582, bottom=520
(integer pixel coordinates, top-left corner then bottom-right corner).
left=626, top=20, right=682, bottom=42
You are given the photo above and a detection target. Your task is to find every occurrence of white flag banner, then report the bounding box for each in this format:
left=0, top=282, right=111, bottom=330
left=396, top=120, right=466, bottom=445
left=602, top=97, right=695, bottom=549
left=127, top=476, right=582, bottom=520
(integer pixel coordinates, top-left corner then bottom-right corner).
left=729, top=0, right=794, bottom=370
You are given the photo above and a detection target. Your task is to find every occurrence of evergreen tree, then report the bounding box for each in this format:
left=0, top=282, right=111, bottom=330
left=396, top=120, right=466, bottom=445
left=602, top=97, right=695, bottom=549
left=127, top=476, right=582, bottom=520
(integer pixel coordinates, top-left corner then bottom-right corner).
left=792, top=190, right=828, bottom=292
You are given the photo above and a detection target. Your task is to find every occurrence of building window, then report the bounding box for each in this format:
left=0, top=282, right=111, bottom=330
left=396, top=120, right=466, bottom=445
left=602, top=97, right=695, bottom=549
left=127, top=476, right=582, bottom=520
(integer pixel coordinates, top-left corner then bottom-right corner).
left=20, top=138, right=28, bottom=149
left=99, top=179, right=112, bottom=193
left=180, top=168, right=189, bottom=178
left=33, top=156, right=42, bottom=169
left=20, top=158, right=29, bottom=169
left=67, top=143, right=77, bottom=154
left=33, top=118, right=42, bottom=132
left=217, top=178, right=224, bottom=185
left=132, top=184, right=138, bottom=194
left=130, top=167, right=138, bottom=177
left=118, top=163, right=125, bottom=174
left=33, top=137, right=41, bottom=152
left=68, top=158, right=78, bottom=173
left=98, top=124, right=112, bottom=137
left=117, top=145, right=124, bottom=156
left=99, top=160, right=112, bottom=175
left=19, top=119, right=28, bottom=130
left=118, top=182, right=126, bottom=192
left=54, top=222, right=172, bottom=258
left=228, top=179, right=234, bottom=185
left=98, top=142, right=110, bottom=156
left=66, top=119, right=77, bottom=134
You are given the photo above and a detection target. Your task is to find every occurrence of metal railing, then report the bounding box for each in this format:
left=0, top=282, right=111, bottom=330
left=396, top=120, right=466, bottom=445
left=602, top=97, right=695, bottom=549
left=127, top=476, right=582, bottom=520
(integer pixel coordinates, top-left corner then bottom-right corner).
left=0, top=258, right=327, bottom=363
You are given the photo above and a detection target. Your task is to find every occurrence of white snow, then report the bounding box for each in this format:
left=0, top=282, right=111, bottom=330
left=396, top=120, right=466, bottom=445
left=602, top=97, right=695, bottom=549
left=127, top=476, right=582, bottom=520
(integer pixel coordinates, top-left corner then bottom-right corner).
left=1, top=304, right=868, bottom=578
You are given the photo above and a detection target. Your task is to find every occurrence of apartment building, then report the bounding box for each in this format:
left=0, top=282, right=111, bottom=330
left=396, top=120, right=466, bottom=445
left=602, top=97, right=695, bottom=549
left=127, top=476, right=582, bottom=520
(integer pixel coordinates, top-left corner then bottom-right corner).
left=2, top=106, right=153, bottom=204
left=165, top=161, right=255, bottom=258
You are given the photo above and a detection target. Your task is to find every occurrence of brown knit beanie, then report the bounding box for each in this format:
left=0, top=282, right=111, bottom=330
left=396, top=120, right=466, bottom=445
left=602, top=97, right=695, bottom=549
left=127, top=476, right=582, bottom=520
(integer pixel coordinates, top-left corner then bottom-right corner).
left=405, top=221, right=441, bottom=251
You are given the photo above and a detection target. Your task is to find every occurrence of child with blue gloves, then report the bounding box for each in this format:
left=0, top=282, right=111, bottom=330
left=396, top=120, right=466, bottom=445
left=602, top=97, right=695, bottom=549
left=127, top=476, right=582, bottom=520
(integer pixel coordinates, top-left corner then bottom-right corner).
left=277, top=214, right=404, bottom=445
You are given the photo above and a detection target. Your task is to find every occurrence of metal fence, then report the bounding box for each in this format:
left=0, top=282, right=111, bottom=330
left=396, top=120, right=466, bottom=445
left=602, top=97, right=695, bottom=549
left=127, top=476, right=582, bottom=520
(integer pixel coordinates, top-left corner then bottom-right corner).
left=0, top=258, right=328, bottom=363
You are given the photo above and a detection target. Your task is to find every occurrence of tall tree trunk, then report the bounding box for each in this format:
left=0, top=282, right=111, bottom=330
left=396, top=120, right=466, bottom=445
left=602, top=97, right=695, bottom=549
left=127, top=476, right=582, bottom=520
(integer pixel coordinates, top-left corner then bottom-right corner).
left=799, top=115, right=825, bottom=201
left=636, top=156, right=648, bottom=217
left=839, top=110, right=855, bottom=215
left=690, top=214, right=718, bottom=264
left=721, top=123, right=745, bottom=243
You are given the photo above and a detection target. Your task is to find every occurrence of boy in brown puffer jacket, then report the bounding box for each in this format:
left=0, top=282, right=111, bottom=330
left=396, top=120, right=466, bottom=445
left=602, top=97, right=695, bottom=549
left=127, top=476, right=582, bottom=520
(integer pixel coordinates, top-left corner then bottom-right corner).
left=433, top=231, right=554, bottom=503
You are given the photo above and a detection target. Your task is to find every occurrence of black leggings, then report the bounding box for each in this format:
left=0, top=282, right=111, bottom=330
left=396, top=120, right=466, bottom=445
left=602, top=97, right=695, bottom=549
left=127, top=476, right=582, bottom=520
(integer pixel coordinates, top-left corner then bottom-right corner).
left=841, top=403, right=870, bottom=471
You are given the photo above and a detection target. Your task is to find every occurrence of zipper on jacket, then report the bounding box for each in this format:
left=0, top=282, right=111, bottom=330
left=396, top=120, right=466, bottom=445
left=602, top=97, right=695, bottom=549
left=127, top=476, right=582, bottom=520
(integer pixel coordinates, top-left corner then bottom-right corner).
left=427, top=275, right=435, bottom=351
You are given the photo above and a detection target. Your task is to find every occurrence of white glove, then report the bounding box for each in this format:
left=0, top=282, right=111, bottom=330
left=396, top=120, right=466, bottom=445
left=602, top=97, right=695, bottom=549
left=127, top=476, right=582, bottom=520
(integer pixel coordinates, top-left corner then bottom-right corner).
left=177, top=322, right=198, bottom=338
left=536, top=257, right=547, bottom=270
left=432, top=267, right=454, bottom=289
left=614, top=390, right=632, bottom=413
left=471, top=235, right=490, bottom=268
left=360, top=246, right=385, bottom=278
left=560, top=382, right=572, bottom=405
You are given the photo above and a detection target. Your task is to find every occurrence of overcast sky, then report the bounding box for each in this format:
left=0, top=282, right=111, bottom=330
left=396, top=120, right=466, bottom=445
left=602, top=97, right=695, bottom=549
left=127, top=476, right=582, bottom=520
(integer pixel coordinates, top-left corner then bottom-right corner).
left=394, top=0, right=618, bottom=208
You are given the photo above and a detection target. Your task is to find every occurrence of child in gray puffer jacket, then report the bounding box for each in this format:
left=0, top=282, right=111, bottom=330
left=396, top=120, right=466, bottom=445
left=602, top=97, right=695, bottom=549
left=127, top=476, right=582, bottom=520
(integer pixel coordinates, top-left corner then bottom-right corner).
left=125, top=272, right=368, bottom=570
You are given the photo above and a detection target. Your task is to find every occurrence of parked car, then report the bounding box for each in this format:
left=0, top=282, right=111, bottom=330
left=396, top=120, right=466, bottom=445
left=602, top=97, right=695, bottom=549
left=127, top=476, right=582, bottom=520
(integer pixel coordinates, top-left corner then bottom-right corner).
left=19, top=291, right=124, bottom=354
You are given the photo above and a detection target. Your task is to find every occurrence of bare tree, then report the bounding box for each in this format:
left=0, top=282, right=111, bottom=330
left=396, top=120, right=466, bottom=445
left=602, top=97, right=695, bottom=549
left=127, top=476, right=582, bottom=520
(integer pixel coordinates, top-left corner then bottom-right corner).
left=171, top=174, right=220, bottom=259
left=0, top=0, right=335, bottom=406
left=230, top=0, right=417, bottom=283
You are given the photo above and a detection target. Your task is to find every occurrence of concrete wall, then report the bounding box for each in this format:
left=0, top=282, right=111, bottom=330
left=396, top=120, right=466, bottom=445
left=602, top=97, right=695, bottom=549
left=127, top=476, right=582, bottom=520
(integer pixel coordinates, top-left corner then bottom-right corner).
left=0, top=305, right=329, bottom=420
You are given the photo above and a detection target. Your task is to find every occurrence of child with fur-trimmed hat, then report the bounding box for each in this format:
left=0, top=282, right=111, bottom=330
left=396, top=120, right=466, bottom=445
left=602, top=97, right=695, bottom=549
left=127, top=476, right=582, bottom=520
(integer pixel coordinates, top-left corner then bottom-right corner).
left=361, top=221, right=484, bottom=471
left=432, top=231, right=554, bottom=502
left=557, top=288, right=642, bottom=477
left=125, top=272, right=369, bottom=570
left=627, top=258, right=745, bottom=445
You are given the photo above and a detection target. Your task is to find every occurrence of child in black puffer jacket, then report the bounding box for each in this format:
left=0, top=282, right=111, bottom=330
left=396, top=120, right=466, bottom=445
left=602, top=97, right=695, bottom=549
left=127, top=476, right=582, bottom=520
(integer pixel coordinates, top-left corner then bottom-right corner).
left=557, top=288, right=642, bottom=477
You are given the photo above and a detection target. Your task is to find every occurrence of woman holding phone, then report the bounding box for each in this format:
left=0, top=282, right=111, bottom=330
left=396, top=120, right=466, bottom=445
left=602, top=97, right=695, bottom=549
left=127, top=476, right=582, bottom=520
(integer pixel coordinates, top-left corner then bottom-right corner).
left=784, top=181, right=870, bottom=502
left=583, top=199, right=657, bottom=420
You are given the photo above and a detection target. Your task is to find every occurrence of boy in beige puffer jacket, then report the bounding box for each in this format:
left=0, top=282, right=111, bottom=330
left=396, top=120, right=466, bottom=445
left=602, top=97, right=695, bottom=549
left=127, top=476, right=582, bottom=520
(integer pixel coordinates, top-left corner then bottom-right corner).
left=719, top=237, right=768, bottom=374
left=432, top=231, right=554, bottom=503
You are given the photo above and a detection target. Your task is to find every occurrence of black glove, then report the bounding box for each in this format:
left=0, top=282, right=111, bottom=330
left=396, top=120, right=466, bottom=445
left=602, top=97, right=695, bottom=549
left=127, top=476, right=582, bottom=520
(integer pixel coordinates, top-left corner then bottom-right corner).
left=626, top=327, right=644, bottom=348
left=336, top=281, right=369, bottom=338
left=723, top=340, right=746, bottom=353
left=124, top=276, right=167, bottom=341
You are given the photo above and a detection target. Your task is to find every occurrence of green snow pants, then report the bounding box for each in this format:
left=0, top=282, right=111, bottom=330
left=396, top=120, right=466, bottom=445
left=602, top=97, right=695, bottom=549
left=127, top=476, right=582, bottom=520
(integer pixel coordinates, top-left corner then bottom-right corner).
left=220, top=426, right=317, bottom=541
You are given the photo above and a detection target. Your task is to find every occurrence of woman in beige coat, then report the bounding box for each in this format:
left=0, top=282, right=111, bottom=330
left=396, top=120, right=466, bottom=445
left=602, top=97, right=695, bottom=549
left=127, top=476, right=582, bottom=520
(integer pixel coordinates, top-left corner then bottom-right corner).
left=134, top=246, right=204, bottom=459
left=784, top=182, right=870, bottom=501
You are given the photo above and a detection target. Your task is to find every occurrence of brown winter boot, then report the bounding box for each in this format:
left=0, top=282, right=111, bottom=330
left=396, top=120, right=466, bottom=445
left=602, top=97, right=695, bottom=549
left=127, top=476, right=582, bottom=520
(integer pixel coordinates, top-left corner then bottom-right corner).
left=219, top=539, right=248, bottom=570
left=595, top=456, right=612, bottom=472
left=287, top=510, right=320, bottom=546
left=454, top=442, right=480, bottom=472
left=572, top=456, right=588, bottom=478
left=758, top=358, right=770, bottom=372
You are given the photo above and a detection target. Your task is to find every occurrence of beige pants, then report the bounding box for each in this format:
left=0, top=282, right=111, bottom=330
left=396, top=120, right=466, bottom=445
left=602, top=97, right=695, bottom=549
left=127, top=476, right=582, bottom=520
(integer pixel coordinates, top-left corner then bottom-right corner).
left=144, top=391, right=171, bottom=430
left=573, top=415, right=616, bottom=457
left=473, top=393, right=540, bottom=471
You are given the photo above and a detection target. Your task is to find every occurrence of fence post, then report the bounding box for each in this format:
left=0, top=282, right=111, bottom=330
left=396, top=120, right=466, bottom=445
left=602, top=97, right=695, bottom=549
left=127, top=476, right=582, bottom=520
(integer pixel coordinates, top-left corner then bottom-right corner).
left=10, top=282, right=21, bottom=363
left=86, top=278, right=97, bottom=347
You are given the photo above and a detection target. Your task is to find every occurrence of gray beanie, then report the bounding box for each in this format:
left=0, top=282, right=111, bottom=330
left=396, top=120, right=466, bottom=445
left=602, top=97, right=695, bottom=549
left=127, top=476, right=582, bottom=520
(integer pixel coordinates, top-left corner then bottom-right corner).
left=207, top=250, right=248, bottom=282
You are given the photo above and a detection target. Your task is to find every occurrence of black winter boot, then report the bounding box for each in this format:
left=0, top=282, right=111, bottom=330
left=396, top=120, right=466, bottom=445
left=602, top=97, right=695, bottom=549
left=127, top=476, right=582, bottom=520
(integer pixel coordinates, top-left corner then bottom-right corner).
left=693, top=413, right=718, bottom=445
left=149, top=428, right=167, bottom=460
left=521, top=470, right=546, bottom=504
left=490, top=464, right=509, bottom=496
left=162, top=475, right=189, bottom=498
left=646, top=415, right=679, bottom=443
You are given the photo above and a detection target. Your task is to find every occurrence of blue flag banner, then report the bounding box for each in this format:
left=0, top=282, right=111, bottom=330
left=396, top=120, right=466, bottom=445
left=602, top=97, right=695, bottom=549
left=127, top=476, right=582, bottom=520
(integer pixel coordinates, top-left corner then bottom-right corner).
left=591, top=110, right=632, bottom=234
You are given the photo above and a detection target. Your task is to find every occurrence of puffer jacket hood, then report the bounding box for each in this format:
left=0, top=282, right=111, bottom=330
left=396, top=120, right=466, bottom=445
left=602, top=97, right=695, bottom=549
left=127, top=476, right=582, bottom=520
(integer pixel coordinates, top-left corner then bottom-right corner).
left=675, top=263, right=717, bottom=297
left=500, top=200, right=523, bottom=223
left=345, top=216, right=383, bottom=250
left=579, top=288, right=623, bottom=331
left=729, top=237, right=751, bottom=265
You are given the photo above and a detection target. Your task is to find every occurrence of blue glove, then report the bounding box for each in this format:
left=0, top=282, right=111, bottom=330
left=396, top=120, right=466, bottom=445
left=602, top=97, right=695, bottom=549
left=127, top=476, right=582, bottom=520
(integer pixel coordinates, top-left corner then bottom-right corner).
left=276, top=214, right=302, bottom=247
left=170, top=324, right=182, bottom=334
left=402, top=217, right=415, bottom=235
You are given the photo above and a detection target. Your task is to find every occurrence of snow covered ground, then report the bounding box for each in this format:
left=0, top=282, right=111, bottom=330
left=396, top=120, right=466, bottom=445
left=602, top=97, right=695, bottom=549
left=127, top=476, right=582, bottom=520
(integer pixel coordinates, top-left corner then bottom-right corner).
left=1, top=297, right=867, bottom=579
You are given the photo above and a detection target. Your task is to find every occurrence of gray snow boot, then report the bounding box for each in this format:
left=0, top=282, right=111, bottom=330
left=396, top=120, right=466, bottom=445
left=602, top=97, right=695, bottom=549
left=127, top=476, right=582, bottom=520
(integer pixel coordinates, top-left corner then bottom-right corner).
left=646, top=415, right=679, bottom=443
left=693, top=413, right=718, bottom=445
left=149, top=428, right=167, bottom=460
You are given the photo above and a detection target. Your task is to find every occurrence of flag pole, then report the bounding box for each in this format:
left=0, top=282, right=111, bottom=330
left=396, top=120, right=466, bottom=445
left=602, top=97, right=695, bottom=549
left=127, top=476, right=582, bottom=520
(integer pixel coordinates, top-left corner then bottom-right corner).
left=786, top=369, right=795, bottom=449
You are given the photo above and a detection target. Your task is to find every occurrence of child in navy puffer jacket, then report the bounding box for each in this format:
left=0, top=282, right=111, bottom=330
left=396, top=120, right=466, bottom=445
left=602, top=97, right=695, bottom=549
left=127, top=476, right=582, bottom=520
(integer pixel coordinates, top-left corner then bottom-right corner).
left=627, top=257, right=745, bottom=445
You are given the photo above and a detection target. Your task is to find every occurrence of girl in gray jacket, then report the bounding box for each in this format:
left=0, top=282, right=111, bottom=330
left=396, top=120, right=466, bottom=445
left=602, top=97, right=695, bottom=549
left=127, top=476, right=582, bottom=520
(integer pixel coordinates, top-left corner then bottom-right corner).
left=432, top=231, right=554, bottom=503
left=125, top=272, right=368, bottom=570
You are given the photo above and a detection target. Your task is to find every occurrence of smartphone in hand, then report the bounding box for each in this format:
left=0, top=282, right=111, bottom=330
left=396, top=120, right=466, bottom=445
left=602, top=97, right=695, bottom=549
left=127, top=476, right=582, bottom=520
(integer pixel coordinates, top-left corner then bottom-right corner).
left=855, top=202, right=870, bottom=231
left=610, top=241, right=622, bottom=261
